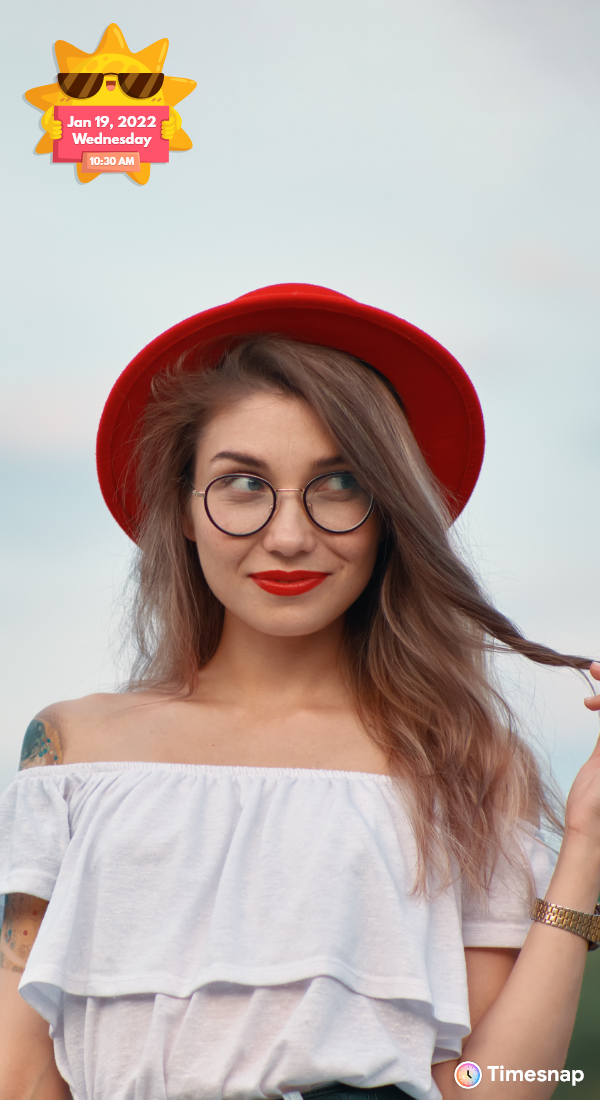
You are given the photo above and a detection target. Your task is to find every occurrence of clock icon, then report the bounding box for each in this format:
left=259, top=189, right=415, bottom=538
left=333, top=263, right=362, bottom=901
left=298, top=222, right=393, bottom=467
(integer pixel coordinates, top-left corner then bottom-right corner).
left=455, top=1061, right=482, bottom=1088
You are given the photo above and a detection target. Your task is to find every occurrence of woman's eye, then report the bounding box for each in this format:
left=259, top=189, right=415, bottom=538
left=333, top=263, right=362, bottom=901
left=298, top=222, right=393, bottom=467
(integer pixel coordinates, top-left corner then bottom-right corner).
left=228, top=477, right=266, bottom=493
left=321, top=473, right=358, bottom=492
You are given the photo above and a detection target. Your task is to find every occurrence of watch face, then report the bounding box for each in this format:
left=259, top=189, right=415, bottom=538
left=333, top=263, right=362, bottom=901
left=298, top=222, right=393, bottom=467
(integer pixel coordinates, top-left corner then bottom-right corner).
left=454, top=1062, right=482, bottom=1089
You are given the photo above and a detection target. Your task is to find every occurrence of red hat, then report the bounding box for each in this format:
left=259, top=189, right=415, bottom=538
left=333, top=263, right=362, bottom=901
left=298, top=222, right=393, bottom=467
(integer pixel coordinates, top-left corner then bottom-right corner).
left=97, top=283, right=485, bottom=541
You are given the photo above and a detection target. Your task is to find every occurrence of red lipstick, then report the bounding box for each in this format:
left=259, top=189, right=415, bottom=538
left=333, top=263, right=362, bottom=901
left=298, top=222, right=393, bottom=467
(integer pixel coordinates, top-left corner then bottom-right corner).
left=249, top=570, right=330, bottom=596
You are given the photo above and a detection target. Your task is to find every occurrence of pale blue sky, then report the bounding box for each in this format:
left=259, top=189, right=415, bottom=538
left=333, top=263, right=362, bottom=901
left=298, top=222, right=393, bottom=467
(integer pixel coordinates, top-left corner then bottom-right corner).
left=1, top=0, right=599, bottom=795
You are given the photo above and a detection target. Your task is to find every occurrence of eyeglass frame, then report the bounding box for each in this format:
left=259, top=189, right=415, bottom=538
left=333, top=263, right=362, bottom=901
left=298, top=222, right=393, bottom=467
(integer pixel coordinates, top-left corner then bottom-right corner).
left=189, top=471, right=375, bottom=537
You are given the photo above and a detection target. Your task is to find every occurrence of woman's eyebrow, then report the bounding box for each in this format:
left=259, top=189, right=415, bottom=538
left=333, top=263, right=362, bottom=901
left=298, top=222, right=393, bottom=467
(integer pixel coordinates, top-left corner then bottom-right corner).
left=210, top=451, right=346, bottom=470
left=312, top=454, right=345, bottom=470
left=210, top=451, right=269, bottom=469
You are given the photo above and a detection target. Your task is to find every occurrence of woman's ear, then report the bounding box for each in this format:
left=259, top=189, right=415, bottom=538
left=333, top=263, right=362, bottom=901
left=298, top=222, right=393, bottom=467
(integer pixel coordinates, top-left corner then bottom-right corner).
left=181, top=461, right=198, bottom=542
left=182, top=497, right=197, bottom=542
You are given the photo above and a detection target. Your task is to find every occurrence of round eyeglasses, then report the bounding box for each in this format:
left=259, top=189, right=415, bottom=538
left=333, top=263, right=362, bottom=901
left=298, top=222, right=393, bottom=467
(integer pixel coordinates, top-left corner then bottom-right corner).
left=191, top=471, right=374, bottom=537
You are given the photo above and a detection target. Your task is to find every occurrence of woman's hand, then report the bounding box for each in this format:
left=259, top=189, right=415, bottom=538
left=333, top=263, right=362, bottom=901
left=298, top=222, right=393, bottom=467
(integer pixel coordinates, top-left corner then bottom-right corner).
left=563, top=662, right=600, bottom=846
left=583, top=660, right=600, bottom=712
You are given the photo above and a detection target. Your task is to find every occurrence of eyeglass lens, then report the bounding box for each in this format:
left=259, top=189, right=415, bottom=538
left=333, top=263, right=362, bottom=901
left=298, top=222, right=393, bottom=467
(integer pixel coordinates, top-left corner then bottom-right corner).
left=204, top=473, right=372, bottom=536
left=57, top=73, right=165, bottom=99
left=119, top=73, right=165, bottom=98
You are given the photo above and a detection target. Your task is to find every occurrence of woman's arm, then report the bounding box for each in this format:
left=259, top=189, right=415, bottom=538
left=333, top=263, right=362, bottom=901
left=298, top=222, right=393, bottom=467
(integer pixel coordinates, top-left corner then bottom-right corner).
left=0, top=897, right=70, bottom=1100
left=432, top=947, right=519, bottom=1096
left=432, top=667, right=600, bottom=1100
left=434, top=840, right=598, bottom=1098
left=0, top=712, right=70, bottom=1100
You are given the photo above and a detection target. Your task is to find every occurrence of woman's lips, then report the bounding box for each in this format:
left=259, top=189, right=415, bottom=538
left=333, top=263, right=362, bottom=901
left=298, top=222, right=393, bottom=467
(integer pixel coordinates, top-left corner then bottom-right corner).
left=249, top=570, right=330, bottom=596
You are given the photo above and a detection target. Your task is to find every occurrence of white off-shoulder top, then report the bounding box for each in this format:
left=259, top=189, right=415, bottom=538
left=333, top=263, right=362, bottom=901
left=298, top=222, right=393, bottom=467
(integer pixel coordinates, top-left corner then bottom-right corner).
left=0, top=763, right=556, bottom=1100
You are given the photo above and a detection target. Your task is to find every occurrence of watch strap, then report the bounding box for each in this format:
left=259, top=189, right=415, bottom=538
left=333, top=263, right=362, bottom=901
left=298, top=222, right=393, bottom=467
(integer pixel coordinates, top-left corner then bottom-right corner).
left=531, top=898, right=600, bottom=951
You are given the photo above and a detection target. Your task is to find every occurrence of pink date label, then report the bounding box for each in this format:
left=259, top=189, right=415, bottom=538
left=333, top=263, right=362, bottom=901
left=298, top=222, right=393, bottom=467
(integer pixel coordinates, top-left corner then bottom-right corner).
left=54, top=106, right=169, bottom=163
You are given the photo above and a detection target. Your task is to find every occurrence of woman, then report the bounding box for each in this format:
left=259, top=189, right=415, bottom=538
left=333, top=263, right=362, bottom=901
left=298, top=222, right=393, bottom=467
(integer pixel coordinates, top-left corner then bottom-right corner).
left=0, top=284, right=599, bottom=1100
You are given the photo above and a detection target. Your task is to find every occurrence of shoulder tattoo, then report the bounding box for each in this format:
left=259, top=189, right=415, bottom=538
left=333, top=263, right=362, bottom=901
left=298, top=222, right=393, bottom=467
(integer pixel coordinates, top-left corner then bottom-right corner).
left=19, top=716, right=63, bottom=770
left=0, top=893, right=48, bottom=973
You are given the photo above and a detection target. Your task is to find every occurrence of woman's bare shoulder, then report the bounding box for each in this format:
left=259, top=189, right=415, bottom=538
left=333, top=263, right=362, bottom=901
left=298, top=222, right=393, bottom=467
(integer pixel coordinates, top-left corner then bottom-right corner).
left=18, top=690, right=175, bottom=769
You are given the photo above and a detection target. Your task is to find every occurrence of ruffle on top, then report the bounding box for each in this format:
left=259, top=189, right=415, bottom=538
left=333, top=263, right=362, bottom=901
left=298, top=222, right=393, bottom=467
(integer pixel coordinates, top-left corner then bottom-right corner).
left=0, top=762, right=556, bottom=1033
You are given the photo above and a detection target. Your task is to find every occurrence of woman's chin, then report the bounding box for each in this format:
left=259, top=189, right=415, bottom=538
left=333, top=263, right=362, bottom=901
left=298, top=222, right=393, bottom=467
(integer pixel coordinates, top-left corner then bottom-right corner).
left=222, top=603, right=343, bottom=640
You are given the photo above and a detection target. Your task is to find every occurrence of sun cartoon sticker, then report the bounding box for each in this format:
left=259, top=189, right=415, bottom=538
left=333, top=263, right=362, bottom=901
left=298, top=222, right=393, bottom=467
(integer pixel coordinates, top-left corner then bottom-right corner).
left=25, top=23, right=196, bottom=185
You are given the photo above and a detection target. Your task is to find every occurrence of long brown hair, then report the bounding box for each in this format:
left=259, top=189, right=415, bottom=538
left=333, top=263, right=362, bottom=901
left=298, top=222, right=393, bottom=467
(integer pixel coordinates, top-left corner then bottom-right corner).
left=127, top=335, right=589, bottom=894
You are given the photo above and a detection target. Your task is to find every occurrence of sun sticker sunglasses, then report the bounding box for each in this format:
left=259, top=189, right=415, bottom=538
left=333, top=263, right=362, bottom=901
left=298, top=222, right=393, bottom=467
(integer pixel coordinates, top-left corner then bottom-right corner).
left=57, top=72, right=165, bottom=100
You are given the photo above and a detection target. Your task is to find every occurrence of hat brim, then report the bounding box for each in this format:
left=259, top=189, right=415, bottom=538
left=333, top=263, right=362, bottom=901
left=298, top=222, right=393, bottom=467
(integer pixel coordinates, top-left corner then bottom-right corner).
left=96, top=283, right=485, bottom=541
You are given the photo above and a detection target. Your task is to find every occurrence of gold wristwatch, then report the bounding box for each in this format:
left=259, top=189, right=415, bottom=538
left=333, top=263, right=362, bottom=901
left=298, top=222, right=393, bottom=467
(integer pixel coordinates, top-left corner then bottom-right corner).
left=531, top=899, right=600, bottom=951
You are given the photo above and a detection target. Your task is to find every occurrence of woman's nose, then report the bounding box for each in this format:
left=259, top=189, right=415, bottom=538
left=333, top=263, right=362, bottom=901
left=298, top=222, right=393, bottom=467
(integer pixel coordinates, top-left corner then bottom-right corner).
left=261, top=491, right=317, bottom=555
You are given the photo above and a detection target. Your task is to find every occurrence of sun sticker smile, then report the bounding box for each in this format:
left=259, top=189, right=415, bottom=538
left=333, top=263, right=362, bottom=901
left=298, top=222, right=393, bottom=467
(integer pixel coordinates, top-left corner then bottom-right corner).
left=25, top=23, right=196, bottom=185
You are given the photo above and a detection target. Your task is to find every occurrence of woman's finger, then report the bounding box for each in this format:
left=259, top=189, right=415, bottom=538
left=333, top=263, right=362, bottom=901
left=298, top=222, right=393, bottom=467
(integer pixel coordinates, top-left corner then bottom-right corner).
left=584, top=662, right=600, bottom=707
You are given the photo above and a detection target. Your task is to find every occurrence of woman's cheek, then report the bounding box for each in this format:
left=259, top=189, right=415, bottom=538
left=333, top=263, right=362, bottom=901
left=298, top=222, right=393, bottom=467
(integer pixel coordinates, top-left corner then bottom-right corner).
left=196, top=536, right=247, bottom=603
left=336, top=527, right=380, bottom=586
